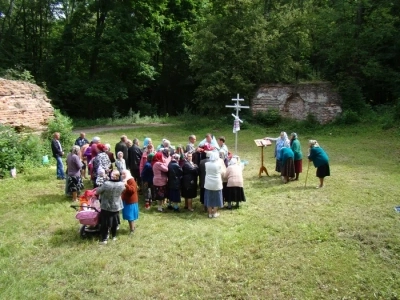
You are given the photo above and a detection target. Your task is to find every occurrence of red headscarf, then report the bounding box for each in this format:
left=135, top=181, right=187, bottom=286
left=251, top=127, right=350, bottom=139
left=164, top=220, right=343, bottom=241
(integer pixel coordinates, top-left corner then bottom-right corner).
left=151, top=151, right=164, bottom=167
left=97, top=143, right=106, bottom=152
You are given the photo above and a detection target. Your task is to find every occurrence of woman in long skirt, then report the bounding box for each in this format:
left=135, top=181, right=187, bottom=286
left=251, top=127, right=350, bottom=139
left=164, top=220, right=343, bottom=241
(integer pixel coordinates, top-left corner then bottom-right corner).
left=181, top=153, right=198, bottom=211
left=280, top=147, right=295, bottom=183
left=224, top=157, right=246, bottom=209
left=204, top=152, right=224, bottom=218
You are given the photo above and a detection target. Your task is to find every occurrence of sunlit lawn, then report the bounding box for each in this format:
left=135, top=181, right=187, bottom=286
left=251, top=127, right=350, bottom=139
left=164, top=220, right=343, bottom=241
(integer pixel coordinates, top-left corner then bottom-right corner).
left=0, top=122, right=399, bottom=299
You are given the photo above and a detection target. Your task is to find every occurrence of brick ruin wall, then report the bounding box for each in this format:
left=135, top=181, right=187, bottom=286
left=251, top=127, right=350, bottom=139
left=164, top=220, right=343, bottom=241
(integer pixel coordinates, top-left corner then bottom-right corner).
left=252, top=82, right=342, bottom=124
left=0, top=78, right=54, bottom=131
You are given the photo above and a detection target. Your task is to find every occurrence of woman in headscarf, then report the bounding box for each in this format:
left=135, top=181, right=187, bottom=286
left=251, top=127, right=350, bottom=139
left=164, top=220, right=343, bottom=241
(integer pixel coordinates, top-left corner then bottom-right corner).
left=167, top=154, right=183, bottom=212
left=280, top=146, right=295, bottom=184
left=96, top=170, right=125, bottom=245
left=204, top=151, right=224, bottom=218
left=264, top=132, right=290, bottom=172
left=141, top=153, right=155, bottom=210
left=92, top=143, right=111, bottom=188
left=142, top=137, right=152, bottom=151
left=290, top=132, right=303, bottom=181
left=308, top=140, right=330, bottom=188
left=139, top=143, right=155, bottom=175
left=224, top=157, right=246, bottom=209
left=181, top=152, right=198, bottom=211
left=219, top=150, right=228, bottom=205
left=152, top=151, right=169, bottom=212
left=121, top=170, right=139, bottom=234
left=66, top=145, right=84, bottom=202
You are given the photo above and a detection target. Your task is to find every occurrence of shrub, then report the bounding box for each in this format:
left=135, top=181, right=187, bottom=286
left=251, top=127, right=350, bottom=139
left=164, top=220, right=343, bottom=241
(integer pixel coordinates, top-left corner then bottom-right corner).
left=393, top=100, right=400, bottom=121
left=337, top=79, right=366, bottom=113
left=0, top=68, right=35, bottom=83
left=42, top=109, right=74, bottom=149
left=254, top=109, right=282, bottom=126
left=0, top=126, right=22, bottom=177
left=301, top=113, right=320, bottom=129
left=0, top=126, right=46, bottom=177
left=334, top=110, right=361, bottom=125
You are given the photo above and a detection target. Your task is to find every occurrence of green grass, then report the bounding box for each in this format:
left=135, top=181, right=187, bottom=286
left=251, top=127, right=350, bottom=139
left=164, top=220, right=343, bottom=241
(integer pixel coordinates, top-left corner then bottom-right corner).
left=1, top=123, right=400, bottom=299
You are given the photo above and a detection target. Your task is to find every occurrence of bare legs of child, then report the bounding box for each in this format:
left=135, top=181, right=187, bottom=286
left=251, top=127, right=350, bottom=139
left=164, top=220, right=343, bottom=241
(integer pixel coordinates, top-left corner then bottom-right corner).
left=128, top=220, right=135, bottom=234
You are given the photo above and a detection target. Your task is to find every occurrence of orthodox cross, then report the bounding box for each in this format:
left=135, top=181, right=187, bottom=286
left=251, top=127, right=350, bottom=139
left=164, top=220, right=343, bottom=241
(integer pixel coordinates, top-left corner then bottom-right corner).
left=225, top=94, right=250, bottom=155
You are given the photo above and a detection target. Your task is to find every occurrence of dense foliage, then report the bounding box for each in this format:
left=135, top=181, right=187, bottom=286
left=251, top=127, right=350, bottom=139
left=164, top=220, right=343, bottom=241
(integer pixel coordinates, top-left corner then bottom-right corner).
left=0, top=0, right=399, bottom=117
left=0, top=125, right=46, bottom=177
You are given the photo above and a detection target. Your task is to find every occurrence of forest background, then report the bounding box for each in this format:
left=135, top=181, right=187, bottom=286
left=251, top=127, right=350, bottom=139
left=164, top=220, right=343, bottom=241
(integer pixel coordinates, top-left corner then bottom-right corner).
left=0, top=0, right=400, bottom=118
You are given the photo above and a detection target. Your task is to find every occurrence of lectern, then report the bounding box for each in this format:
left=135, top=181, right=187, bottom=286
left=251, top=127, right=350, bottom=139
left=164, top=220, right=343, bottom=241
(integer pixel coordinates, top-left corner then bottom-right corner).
left=254, top=139, right=272, bottom=177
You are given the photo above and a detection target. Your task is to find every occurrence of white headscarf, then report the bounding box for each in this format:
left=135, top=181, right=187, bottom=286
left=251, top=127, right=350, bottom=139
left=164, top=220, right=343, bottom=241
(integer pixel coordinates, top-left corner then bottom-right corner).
left=229, top=157, right=238, bottom=166
left=280, top=132, right=290, bottom=147
left=208, top=151, right=219, bottom=162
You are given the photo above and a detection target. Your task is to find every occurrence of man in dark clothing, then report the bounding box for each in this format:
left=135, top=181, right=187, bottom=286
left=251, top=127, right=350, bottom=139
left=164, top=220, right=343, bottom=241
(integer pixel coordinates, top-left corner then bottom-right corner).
left=199, top=152, right=211, bottom=209
left=74, top=132, right=89, bottom=148
left=115, top=135, right=128, bottom=162
left=51, top=132, right=65, bottom=180
left=128, top=138, right=143, bottom=186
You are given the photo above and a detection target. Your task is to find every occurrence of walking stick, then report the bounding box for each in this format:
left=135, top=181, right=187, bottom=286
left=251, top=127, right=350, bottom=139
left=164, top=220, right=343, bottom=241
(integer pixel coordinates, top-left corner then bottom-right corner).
left=304, top=160, right=310, bottom=187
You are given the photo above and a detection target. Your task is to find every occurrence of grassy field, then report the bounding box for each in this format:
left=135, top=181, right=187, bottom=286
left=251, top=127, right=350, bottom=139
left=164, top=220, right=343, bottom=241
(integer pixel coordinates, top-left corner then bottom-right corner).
left=1, top=122, right=400, bottom=299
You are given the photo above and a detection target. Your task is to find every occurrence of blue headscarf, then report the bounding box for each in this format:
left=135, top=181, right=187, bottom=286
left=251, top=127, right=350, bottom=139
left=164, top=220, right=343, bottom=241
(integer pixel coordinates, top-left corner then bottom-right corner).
left=143, top=137, right=151, bottom=148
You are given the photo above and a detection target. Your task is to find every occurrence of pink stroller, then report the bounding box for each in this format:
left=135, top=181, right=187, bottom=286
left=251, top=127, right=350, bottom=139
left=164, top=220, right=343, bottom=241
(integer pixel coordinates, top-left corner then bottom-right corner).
left=70, top=189, right=101, bottom=238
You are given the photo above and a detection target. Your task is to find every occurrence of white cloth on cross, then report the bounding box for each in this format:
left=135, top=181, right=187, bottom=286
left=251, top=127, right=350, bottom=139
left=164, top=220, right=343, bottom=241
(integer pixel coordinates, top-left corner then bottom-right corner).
left=232, top=114, right=242, bottom=133
left=233, top=119, right=240, bottom=133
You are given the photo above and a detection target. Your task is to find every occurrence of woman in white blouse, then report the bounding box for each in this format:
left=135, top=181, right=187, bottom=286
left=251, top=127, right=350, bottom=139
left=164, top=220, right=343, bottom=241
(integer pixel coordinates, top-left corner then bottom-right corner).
left=204, top=151, right=225, bottom=218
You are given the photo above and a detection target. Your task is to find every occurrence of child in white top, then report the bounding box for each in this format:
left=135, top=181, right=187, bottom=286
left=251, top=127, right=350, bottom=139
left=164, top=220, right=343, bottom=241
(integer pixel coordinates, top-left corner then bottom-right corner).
left=95, top=168, right=109, bottom=187
left=115, top=151, right=126, bottom=174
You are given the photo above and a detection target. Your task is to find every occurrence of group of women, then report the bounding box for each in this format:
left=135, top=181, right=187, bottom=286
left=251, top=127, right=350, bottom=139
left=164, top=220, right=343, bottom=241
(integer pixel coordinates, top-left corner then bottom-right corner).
left=265, top=132, right=330, bottom=188
left=63, top=133, right=247, bottom=244
left=139, top=135, right=246, bottom=218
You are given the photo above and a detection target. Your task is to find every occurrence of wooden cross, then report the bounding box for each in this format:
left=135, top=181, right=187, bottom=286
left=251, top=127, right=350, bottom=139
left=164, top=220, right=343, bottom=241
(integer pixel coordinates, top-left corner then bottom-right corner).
left=225, top=94, right=249, bottom=155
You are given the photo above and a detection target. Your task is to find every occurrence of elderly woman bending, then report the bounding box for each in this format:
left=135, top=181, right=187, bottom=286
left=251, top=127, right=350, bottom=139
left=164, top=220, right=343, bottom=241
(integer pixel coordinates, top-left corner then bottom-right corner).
left=264, top=132, right=290, bottom=172
left=308, top=140, right=330, bottom=188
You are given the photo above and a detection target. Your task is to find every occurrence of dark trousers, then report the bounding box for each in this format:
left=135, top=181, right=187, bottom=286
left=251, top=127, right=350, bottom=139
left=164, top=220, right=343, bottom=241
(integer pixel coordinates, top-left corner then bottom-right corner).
left=132, top=168, right=141, bottom=186
left=200, top=187, right=205, bottom=204
left=100, top=210, right=119, bottom=241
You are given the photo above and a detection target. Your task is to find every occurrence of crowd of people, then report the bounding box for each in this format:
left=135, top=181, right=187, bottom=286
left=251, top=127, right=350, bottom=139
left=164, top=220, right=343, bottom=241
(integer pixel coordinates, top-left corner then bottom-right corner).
left=50, top=130, right=330, bottom=244
left=51, top=132, right=247, bottom=243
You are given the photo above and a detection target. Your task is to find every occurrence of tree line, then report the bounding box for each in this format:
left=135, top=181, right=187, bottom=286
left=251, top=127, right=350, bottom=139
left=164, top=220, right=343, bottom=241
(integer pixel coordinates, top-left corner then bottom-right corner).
left=0, top=0, right=399, bottom=118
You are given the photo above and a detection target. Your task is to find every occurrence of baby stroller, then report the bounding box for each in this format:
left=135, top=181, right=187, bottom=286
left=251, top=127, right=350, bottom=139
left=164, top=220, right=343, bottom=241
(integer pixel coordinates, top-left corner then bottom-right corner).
left=70, top=189, right=101, bottom=238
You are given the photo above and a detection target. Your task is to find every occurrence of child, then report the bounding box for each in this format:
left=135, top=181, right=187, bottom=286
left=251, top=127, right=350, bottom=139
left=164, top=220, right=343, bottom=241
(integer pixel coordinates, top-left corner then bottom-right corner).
left=95, top=167, right=109, bottom=187
left=121, top=170, right=139, bottom=234
left=115, top=151, right=126, bottom=176
left=141, top=153, right=154, bottom=210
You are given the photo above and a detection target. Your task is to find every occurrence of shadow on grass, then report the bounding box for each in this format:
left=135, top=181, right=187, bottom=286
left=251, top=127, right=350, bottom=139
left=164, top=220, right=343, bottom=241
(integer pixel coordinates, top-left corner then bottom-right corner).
left=137, top=199, right=245, bottom=221
left=49, top=226, right=99, bottom=247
